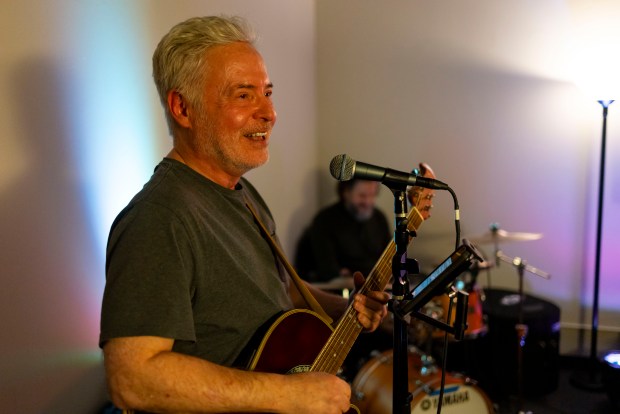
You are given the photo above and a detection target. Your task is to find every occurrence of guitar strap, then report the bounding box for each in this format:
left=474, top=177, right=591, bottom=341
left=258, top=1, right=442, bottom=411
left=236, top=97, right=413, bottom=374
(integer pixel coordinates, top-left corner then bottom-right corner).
left=245, top=199, right=333, bottom=325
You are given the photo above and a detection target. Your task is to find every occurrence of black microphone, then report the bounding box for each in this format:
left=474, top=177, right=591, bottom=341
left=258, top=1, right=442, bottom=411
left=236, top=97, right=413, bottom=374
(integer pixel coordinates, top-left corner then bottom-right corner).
left=329, top=154, right=449, bottom=190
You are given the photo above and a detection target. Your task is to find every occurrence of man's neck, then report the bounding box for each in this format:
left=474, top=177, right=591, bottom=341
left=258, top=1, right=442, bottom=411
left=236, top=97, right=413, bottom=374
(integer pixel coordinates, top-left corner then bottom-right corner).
left=166, top=148, right=240, bottom=189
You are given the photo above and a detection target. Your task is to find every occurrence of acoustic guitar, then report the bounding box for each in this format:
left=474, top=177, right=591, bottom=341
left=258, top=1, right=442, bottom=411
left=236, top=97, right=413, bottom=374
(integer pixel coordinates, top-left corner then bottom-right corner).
left=123, top=164, right=436, bottom=414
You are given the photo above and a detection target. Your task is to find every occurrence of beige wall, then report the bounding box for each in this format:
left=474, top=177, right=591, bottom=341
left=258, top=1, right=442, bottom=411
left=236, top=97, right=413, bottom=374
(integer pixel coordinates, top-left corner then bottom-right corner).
left=317, top=0, right=620, bottom=356
left=0, top=1, right=316, bottom=412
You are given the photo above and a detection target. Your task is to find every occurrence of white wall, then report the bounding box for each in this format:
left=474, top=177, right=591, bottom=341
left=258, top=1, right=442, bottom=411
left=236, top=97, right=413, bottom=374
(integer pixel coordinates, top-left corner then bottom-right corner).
left=317, top=0, right=620, bottom=355
left=0, top=1, right=316, bottom=412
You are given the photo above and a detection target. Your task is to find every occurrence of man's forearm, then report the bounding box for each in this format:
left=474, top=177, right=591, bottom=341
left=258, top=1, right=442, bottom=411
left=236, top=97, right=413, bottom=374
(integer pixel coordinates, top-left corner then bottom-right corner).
left=104, top=337, right=292, bottom=413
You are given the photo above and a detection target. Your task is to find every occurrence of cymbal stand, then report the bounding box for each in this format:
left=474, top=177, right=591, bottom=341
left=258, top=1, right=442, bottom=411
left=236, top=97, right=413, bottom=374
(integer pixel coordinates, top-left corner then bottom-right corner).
left=496, top=251, right=551, bottom=414
left=491, top=222, right=501, bottom=269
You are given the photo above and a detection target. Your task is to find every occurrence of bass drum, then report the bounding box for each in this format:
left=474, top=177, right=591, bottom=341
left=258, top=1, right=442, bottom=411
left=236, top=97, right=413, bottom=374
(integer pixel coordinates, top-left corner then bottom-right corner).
left=352, top=348, right=493, bottom=414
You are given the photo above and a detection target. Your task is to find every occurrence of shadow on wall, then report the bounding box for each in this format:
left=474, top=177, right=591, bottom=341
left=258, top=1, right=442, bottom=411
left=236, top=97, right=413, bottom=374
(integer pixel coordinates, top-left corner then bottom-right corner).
left=0, top=58, right=106, bottom=411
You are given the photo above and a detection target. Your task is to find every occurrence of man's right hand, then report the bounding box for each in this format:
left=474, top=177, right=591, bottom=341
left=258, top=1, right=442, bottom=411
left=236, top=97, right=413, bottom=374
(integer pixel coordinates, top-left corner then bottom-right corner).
left=278, top=372, right=352, bottom=414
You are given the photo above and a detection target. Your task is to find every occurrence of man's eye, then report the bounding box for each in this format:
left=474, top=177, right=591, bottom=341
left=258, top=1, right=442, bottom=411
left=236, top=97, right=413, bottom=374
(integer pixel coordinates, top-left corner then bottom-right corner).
left=239, top=93, right=248, bottom=99
left=265, top=91, right=273, bottom=97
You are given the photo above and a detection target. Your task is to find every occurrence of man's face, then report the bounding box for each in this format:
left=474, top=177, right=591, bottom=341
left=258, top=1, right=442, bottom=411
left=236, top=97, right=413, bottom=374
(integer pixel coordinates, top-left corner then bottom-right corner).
left=191, top=42, right=276, bottom=179
left=343, top=181, right=380, bottom=221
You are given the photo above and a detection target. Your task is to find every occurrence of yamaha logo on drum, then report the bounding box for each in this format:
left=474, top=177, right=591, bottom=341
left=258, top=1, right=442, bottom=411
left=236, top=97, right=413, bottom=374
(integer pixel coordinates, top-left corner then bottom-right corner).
left=419, top=385, right=470, bottom=410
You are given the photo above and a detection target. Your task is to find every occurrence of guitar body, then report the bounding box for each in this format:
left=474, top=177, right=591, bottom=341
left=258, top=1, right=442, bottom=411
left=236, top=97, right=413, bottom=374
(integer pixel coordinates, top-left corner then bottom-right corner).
left=246, top=309, right=359, bottom=413
left=247, top=309, right=332, bottom=373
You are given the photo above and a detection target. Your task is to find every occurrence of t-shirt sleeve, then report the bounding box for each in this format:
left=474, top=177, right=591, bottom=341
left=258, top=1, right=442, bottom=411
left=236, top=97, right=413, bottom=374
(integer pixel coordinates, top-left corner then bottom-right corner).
left=99, top=201, right=196, bottom=346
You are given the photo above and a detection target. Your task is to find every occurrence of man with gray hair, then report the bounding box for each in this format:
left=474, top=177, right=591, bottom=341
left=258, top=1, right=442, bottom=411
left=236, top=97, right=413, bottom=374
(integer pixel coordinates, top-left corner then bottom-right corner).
left=99, top=16, right=388, bottom=413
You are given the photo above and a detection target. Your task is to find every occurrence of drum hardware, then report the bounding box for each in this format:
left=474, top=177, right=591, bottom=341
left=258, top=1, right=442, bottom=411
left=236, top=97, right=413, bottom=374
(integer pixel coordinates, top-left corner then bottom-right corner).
left=468, top=222, right=543, bottom=289
left=405, top=288, right=471, bottom=342
left=392, top=240, right=484, bottom=340
left=409, top=260, right=488, bottom=346
left=468, top=256, right=494, bottom=291
left=468, top=223, right=543, bottom=245
left=472, top=260, right=494, bottom=270
left=481, top=288, right=560, bottom=402
left=431, top=285, right=487, bottom=340
left=495, top=250, right=551, bottom=414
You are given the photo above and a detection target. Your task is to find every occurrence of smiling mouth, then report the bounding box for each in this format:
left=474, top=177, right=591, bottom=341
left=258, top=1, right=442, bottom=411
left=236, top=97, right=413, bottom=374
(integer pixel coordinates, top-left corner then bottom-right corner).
left=244, top=132, right=268, bottom=140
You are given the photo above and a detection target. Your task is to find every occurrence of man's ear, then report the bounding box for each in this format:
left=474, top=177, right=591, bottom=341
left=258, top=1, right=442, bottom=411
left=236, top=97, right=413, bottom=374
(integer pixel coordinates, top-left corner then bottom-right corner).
left=167, top=90, right=192, bottom=128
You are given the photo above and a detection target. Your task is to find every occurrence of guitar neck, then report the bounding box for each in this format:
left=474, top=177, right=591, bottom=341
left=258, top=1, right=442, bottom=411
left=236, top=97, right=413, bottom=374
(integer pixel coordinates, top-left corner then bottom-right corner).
left=310, top=206, right=425, bottom=375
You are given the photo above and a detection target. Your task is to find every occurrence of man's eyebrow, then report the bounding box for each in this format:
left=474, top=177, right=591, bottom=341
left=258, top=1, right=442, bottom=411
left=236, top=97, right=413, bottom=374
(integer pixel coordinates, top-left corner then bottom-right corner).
left=233, top=82, right=274, bottom=89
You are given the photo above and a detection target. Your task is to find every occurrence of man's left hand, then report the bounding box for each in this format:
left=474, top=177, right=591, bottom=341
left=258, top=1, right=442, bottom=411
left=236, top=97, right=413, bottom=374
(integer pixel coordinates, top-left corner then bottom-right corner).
left=351, top=271, right=389, bottom=332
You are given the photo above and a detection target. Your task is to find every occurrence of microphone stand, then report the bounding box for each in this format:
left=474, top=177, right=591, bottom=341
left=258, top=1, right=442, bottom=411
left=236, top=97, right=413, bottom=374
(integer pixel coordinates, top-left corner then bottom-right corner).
left=387, top=188, right=473, bottom=414
left=390, top=187, right=413, bottom=414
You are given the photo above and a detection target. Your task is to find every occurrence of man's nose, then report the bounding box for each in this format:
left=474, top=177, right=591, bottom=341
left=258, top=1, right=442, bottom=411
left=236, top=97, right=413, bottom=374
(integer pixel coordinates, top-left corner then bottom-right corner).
left=256, top=97, right=276, bottom=123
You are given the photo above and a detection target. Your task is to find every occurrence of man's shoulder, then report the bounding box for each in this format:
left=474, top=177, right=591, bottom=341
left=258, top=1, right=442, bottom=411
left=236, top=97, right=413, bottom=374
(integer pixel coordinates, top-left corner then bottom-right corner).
left=128, top=160, right=201, bottom=208
left=110, top=160, right=212, bottom=227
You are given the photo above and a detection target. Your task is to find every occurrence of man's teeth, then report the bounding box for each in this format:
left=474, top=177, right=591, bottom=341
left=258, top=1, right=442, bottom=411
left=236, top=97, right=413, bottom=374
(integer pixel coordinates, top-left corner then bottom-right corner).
left=245, top=132, right=267, bottom=137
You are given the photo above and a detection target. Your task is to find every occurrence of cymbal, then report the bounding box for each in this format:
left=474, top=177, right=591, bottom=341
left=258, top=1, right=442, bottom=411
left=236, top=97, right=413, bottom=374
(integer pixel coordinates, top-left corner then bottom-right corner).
left=468, top=228, right=543, bottom=244
left=311, top=276, right=355, bottom=291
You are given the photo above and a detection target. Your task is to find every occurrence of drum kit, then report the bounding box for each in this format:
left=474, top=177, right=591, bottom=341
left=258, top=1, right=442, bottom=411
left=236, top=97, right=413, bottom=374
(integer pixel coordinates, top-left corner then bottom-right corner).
left=313, top=223, right=549, bottom=413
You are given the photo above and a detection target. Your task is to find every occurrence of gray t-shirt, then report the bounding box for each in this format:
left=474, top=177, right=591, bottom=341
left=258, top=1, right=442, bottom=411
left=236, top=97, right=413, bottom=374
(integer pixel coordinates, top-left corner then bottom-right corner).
left=100, top=158, right=293, bottom=366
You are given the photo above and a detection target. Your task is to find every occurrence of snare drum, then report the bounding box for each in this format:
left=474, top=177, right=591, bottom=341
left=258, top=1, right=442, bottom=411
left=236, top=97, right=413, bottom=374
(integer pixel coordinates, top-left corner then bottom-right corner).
left=352, top=348, right=493, bottom=414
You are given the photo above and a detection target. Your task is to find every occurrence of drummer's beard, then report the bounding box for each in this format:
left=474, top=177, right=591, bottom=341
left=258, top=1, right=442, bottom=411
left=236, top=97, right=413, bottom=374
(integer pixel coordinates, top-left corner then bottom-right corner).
left=346, top=202, right=374, bottom=222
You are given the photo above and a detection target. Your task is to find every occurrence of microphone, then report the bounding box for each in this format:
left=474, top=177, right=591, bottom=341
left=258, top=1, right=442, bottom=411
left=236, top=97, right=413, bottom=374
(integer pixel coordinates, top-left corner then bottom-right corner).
left=329, top=154, right=449, bottom=190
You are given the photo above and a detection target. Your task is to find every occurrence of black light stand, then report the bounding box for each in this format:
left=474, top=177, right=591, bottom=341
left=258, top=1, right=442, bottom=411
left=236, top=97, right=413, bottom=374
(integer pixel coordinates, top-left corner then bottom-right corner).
left=571, top=99, right=614, bottom=391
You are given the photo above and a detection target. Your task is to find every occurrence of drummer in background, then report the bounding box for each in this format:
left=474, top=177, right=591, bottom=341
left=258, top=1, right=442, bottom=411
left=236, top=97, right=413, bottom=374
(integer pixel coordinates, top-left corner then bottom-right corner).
left=295, top=179, right=393, bottom=379
left=295, top=179, right=391, bottom=283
